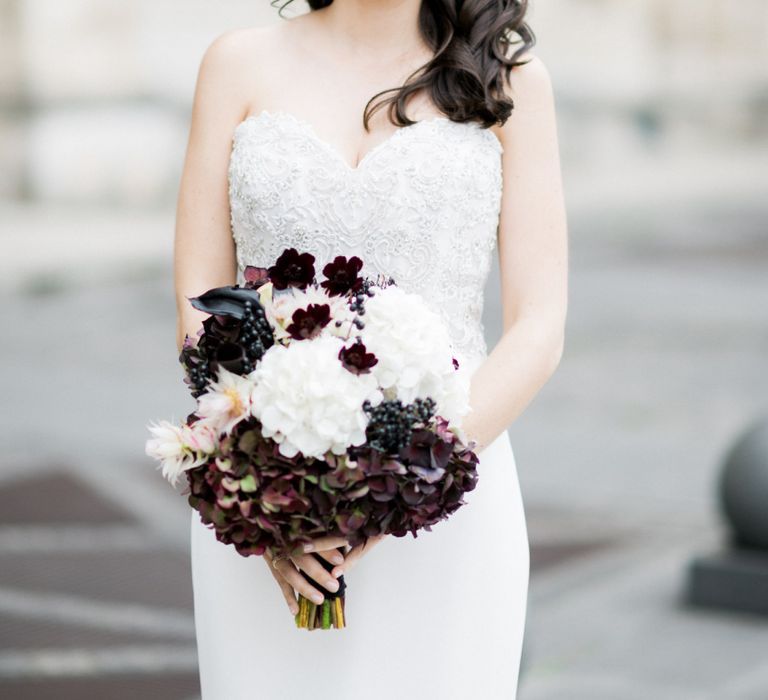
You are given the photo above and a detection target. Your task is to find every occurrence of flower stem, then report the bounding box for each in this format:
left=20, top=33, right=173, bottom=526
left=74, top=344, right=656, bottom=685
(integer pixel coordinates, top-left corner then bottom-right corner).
left=295, top=593, right=345, bottom=629
left=321, top=599, right=331, bottom=629
left=335, top=596, right=345, bottom=628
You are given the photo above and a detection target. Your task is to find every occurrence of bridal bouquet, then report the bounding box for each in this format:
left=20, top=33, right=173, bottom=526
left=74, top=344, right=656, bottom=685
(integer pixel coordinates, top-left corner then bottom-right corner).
left=145, top=247, right=479, bottom=630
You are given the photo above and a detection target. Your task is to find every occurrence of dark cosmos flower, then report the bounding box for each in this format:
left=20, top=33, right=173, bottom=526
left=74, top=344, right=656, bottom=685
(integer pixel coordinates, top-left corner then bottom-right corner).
left=338, top=339, right=378, bottom=374
left=286, top=304, right=332, bottom=340
left=321, top=255, right=364, bottom=296
left=268, top=247, right=316, bottom=290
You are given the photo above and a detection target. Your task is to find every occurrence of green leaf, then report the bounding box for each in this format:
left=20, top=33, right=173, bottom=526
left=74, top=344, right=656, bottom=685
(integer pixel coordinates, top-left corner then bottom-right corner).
left=238, top=431, right=258, bottom=453
left=240, top=474, right=258, bottom=493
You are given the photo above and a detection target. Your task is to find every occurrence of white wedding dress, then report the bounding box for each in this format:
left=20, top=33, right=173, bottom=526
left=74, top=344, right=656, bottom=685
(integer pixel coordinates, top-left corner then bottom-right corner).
left=190, top=108, right=530, bottom=699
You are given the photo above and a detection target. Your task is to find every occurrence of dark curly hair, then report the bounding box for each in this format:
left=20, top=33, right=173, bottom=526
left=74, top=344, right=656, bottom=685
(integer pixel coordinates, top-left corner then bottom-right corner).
left=270, top=0, right=536, bottom=130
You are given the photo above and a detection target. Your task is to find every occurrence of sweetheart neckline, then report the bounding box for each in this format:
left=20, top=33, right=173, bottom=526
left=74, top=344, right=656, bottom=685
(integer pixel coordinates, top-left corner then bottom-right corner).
left=233, top=108, right=503, bottom=173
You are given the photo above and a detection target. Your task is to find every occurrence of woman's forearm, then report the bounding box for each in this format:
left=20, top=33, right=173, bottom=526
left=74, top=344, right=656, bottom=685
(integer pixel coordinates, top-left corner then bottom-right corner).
left=175, top=307, right=213, bottom=355
left=463, top=317, right=564, bottom=453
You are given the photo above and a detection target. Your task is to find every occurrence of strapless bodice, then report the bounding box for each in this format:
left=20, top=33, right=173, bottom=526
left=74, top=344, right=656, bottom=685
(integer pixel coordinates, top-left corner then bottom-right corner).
left=227, top=109, right=503, bottom=369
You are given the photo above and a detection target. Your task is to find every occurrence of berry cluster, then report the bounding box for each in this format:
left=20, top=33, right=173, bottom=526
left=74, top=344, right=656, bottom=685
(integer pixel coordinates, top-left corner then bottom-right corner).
left=184, top=351, right=211, bottom=397
left=240, top=299, right=274, bottom=370
left=348, top=284, right=375, bottom=331
left=363, top=397, right=437, bottom=453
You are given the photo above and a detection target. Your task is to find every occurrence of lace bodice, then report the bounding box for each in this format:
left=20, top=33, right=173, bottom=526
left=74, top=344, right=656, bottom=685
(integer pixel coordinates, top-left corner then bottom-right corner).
left=228, top=109, right=504, bottom=370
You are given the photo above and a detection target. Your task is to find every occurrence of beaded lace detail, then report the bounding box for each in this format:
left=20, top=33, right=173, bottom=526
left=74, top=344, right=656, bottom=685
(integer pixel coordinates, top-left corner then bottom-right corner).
left=228, top=109, right=504, bottom=369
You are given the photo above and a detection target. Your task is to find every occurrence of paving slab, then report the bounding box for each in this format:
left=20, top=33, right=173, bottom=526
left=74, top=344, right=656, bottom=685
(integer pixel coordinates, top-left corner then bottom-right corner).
left=0, top=674, right=200, bottom=700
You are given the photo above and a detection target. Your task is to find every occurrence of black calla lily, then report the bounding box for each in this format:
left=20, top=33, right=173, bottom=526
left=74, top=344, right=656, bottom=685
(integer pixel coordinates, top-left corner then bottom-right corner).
left=189, top=286, right=264, bottom=320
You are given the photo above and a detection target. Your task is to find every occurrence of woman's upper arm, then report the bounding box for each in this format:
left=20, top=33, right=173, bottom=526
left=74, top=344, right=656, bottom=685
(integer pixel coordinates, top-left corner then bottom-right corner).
left=173, top=30, right=253, bottom=350
left=496, top=53, right=569, bottom=358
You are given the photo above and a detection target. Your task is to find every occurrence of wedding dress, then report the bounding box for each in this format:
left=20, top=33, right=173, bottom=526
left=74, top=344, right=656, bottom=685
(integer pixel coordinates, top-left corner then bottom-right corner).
left=190, top=108, right=530, bottom=699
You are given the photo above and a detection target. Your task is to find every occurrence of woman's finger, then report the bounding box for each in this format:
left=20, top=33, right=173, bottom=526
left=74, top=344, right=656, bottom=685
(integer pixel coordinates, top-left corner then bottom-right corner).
left=293, top=553, right=341, bottom=594
left=315, top=547, right=345, bottom=566
left=302, top=535, right=349, bottom=553
left=331, top=546, right=361, bottom=579
left=273, top=558, right=330, bottom=606
left=331, top=534, right=386, bottom=578
left=264, top=553, right=299, bottom=616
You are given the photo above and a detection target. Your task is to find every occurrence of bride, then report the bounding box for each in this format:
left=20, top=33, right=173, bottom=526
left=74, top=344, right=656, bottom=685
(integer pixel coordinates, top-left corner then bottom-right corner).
left=174, top=0, right=567, bottom=697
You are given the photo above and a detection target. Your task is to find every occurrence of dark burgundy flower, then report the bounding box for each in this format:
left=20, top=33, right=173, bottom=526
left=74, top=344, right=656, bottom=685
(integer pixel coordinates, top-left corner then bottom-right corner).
left=347, top=446, right=406, bottom=477
left=338, top=339, right=378, bottom=374
left=321, top=255, right=364, bottom=296
left=261, top=477, right=312, bottom=514
left=335, top=510, right=368, bottom=535
left=286, top=304, right=331, bottom=340
left=243, top=265, right=270, bottom=289
left=368, top=474, right=398, bottom=502
left=399, top=428, right=454, bottom=483
left=268, top=248, right=316, bottom=290
left=452, top=357, right=460, bottom=370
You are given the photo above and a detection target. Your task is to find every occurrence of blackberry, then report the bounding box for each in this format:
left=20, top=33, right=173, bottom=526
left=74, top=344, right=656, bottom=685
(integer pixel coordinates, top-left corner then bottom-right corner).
left=238, top=300, right=274, bottom=365
left=363, top=397, right=437, bottom=453
left=180, top=342, right=213, bottom=398
left=348, top=287, right=369, bottom=317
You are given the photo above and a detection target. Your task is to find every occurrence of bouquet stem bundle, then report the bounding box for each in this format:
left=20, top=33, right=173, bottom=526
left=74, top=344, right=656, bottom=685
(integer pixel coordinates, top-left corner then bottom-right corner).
left=295, top=595, right=346, bottom=630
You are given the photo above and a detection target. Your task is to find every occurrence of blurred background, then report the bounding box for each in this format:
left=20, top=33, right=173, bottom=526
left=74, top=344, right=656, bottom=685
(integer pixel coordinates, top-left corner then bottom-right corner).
left=1, top=0, right=767, bottom=698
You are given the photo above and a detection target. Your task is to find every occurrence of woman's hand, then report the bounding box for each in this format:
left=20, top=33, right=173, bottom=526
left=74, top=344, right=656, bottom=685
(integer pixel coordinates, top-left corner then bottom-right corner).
left=265, top=536, right=350, bottom=616
left=329, top=534, right=387, bottom=580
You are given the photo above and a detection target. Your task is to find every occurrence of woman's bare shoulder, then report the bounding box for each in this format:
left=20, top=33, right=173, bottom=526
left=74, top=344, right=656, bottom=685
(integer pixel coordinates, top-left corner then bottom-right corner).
left=199, top=23, right=282, bottom=72
left=201, top=14, right=314, bottom=71
left=191, top=22, right=292, bottom=119
left=502, top=52, right=553, bottom=107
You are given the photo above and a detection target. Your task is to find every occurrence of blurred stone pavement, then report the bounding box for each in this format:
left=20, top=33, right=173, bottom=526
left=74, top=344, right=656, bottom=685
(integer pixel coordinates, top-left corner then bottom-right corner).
left=1, top=146, right=767, bottom=699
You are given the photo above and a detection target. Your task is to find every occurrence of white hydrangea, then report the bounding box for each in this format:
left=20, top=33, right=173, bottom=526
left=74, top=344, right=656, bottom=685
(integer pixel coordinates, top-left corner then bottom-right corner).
left=261, top=283, right=355, bottom=342
left=249, top=334, right=383, bottom=459
left=359, top=285, right=472, bottom=425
